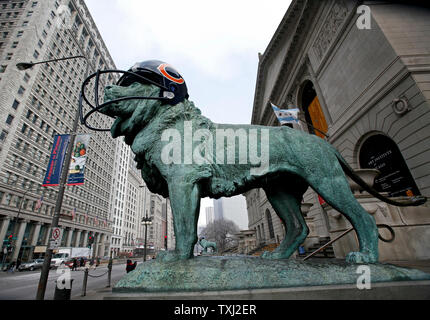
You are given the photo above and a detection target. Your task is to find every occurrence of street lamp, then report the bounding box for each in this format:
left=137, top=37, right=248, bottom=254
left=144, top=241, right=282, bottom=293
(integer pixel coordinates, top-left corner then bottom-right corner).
left=141, top=215, right=152, bottom=262
left=16, top=54, right=89, bottom=300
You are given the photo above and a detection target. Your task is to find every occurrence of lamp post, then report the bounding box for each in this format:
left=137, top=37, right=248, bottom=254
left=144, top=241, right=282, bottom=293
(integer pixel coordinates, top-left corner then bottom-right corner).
left=16, top=54, right=89, bottom=300
left=141, top=216, right=152, bottom=262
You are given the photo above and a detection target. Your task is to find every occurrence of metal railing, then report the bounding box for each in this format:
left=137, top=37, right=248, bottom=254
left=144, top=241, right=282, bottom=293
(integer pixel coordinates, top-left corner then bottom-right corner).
left=302, top=224, right=395, bottom=261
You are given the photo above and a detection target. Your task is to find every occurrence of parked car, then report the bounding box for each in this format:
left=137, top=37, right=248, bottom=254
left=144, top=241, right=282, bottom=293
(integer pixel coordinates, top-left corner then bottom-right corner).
left=18, top=259, right=44, bottom=271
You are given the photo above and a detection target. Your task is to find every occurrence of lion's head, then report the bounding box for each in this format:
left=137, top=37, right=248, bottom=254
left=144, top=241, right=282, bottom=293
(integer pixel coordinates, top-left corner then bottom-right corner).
left=101, top=83, right=164, bottom=145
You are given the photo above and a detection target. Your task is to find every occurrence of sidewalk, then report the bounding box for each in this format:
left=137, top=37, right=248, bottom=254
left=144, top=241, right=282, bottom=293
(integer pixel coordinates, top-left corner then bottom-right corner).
left=74, top=259, right=430, bottom=300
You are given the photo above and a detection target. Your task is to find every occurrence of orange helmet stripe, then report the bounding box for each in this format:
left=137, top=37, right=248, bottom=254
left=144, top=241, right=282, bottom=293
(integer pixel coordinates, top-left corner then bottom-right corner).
left=157, top=63, right=184, bottom=84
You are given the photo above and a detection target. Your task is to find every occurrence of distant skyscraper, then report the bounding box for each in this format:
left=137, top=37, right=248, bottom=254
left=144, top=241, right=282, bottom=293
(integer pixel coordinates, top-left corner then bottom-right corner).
left=205, top=207, right=214, bottom=225
left=213, top=199, right=224, bottom=221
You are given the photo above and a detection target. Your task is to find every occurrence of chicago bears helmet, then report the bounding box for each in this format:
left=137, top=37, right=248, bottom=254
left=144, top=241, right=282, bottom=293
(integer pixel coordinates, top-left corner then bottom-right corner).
left=79, top=60, right=188, bottom=131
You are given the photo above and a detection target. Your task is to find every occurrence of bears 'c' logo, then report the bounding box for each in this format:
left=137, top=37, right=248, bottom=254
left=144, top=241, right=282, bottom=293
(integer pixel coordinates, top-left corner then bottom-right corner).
left=157, top=63, right=184, bottom=84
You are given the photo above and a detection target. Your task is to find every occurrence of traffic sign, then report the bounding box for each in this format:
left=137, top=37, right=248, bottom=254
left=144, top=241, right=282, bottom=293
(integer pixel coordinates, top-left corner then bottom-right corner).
left=48, top=227, right=63, bottom=249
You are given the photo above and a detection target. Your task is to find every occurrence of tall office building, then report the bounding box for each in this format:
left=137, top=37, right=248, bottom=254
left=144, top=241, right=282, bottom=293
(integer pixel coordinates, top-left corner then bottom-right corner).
left=213, top=198, right=224, bottom=221
left=205, top=206, right=214, bottom=225
left=0, top=0, right=117, bottom=263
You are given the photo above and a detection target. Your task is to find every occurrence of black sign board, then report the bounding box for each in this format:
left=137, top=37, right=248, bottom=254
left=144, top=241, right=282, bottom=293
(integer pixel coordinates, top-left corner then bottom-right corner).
left=359, top=134, right=420, bottom=197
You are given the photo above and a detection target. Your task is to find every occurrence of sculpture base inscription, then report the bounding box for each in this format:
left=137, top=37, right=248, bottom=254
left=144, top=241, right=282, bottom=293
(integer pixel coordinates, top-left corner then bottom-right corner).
left=113, top=256, right=430, bottom=293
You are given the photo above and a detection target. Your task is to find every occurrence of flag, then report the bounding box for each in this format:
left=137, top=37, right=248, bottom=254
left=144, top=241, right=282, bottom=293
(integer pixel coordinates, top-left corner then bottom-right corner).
left=42, top=134, right=70, bottom=186
left=104, top=218, right=107, bottom=227
left=85, top=212, right=88, bottom=223
left=35, top=196, right=43, bottom=210
left=71, top=208, right=76, bottom=220
left=94, top=216, right=98, bottom=226
left=271, top=102, right=300, bottom=125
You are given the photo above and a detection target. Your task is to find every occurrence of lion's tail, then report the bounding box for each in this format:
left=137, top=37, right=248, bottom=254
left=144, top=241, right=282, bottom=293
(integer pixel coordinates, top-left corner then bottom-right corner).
left=333, top=149, right=427, bottom=207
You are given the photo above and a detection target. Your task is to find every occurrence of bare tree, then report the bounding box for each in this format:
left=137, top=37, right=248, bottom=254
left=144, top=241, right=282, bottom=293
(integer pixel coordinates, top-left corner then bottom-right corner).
left=199, top=219, right=240, bottom=253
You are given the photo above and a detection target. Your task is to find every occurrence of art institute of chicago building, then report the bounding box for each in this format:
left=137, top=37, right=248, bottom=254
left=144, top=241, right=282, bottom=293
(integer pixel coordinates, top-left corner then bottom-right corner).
left=245, top=0, right=430, bottom=261
left=0, top=0, right=173, bottom=264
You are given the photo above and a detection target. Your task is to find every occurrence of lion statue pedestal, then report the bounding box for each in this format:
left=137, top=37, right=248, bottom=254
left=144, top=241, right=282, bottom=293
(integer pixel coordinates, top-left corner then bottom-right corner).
left=108, top=256, right=430, bottom=299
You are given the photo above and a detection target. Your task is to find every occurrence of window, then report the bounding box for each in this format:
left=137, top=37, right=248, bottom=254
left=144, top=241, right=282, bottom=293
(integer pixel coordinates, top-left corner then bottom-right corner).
left=18, top=86, right=25, bottom=95
left=11, top=41, right=18, bottom=48
left=23, top=73, right=30, bottom=83
left=0, top=130, right=8, bottom=141
left=17, top=31, right=24, bottom=38
left=12, top=99, right=20, bottom=110
left=27, top=11, right=33, bottom=17
left=22, top=21, right=29, bottom=27
left=6, top=53, right=13, bottom=60
left=0, top=65, right=6, bottom=73
left=6, top=115, right=14, bottom=125
left=33, top=50, right=39, bottom=59
left=32, top=2, right=38, bottom=7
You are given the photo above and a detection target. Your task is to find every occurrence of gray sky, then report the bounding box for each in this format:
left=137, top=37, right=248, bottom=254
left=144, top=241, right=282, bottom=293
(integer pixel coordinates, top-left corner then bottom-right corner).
left=84, top=0, right=292, bottom=226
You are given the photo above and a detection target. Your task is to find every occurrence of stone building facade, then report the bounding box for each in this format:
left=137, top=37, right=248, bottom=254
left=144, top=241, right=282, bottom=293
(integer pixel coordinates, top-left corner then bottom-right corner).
left=245, top=0, right=430, bottom=261
left=0, top=0, right=117, bottom=263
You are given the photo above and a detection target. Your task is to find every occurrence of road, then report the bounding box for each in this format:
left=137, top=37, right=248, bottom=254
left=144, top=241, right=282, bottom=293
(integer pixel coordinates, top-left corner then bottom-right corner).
left=0, top=263, right=127, bottom=300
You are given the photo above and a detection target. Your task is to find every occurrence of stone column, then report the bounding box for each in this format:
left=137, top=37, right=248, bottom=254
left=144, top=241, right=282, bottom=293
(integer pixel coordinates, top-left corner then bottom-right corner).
left=97, top=234, right=106, bottom=257
left=0, top=216, right=11, bottom=245
left=28, top=222, right=42, bottom=261
left=66, top=228, right=74, bottom=247
left=43, top=225, right=51, bottom=245
left=92, top=233, right=100, bottom=258
left=82, top=230, right=88, bottom=247
left=74, top=230, right=82, bottom=247
left=11, top=220, right=29, bottom=261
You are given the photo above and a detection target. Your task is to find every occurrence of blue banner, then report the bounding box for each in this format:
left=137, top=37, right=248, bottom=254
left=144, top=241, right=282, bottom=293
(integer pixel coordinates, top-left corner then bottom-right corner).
left=67, top=134, right=91, bottom=186
left=42, top=134, right=70, bottom=187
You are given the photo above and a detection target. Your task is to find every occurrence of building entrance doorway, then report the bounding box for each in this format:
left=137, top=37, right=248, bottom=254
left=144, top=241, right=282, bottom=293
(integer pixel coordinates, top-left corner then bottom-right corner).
left=300, top=81, right=328, bottom=139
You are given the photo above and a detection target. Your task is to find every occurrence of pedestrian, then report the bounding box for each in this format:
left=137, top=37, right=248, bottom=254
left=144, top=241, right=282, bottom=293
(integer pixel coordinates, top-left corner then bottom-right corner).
left=72, top=258, right=78, bottom=271
left=80, top=257, right=85, bottom=268
left=16, top=258, right=21, bottom=270
left=126, top=259, right=137, bottom=273
left=96, top=257, right=100, bottom=267
left=8, top=261, right=16, bottom=273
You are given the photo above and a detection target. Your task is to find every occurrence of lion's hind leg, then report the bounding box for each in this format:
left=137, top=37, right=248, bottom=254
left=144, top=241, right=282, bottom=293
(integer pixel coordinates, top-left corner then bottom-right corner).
left=261, top=181, right=308, bottom=260
left=306, top=166, right=379, bottom=263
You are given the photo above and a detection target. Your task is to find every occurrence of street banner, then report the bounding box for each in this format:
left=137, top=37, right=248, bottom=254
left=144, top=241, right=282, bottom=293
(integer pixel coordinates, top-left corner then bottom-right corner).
left=42, top=134, right=70, bottom=187
left=67, top=134, right=91, bottom=186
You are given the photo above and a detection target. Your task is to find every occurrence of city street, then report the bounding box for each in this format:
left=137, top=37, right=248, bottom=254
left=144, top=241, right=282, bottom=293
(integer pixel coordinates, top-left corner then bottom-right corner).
left=0, top=263, right=128, bottom=300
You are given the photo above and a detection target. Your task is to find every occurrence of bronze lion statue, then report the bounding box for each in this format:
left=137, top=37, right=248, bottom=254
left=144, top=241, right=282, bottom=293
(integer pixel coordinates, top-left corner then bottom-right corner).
left=80, top=60, right=426, bottom=264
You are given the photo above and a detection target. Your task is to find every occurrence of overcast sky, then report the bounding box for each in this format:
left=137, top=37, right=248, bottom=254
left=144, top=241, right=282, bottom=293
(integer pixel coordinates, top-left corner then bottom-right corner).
left=84, top=0, right=292, bottom=226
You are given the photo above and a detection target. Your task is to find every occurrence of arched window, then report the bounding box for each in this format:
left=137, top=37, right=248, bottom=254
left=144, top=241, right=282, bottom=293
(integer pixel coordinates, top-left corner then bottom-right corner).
left=266, top=209, right=275, bottom=239
left=359, top=134, right=420, bottom=197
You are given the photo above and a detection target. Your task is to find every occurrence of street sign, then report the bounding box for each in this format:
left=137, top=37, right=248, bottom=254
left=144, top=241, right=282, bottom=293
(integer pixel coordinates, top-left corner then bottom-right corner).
left=48, top=227, right=63, bottom=250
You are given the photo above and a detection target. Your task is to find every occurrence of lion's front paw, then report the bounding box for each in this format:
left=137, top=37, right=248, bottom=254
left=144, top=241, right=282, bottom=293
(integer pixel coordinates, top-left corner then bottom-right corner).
left=346, top=251, right=378, bottom=264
